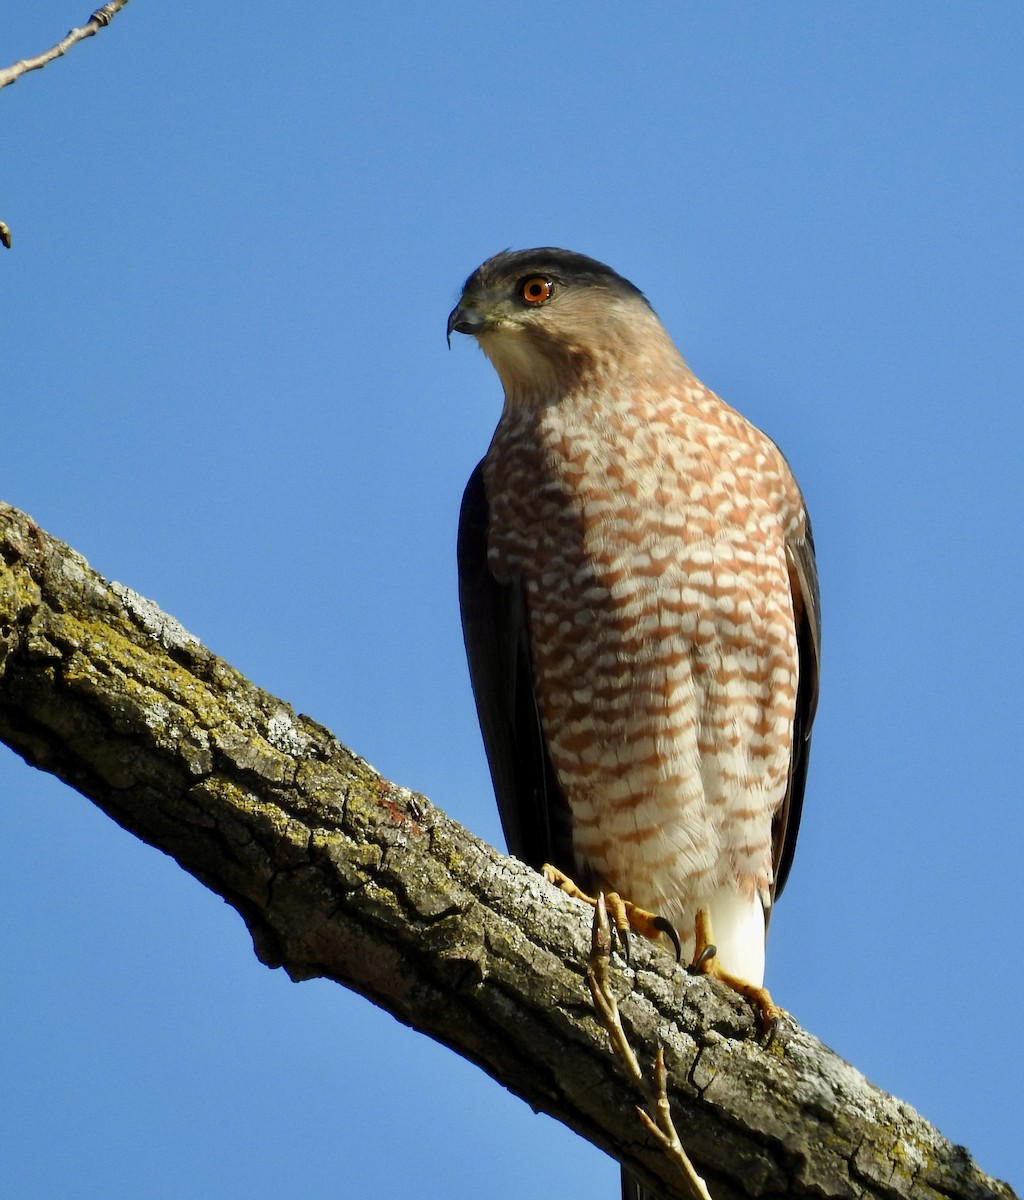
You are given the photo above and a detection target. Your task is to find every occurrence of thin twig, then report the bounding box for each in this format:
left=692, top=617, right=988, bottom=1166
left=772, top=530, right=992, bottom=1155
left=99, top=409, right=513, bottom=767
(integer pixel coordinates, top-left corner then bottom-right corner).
left=0, top=2, right=133, bottom=91
left=0, top=2, right=133, bottom=248
left=634, top=1047, right=713, bottom=1200
left=587, top=894, right=645, bottom=1084
left=588, top=895, right=713, bottom=1200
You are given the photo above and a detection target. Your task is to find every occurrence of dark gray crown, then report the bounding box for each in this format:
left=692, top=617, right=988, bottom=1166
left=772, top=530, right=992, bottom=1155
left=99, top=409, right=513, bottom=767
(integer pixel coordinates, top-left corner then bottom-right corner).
left=462, top=248, right=650, bottom=307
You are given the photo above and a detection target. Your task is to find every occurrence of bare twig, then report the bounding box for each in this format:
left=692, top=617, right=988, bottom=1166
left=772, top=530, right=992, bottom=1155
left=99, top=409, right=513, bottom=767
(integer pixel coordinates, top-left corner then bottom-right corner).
left=587, top=894, right=645, bottom=1084
left=588, top=895, right=713, bottom=1200
left=0, top=2, right=133, bottom=247
left=634, top=1047, right=713, bottom=1200
left=0, top=2, right=133, bottom=91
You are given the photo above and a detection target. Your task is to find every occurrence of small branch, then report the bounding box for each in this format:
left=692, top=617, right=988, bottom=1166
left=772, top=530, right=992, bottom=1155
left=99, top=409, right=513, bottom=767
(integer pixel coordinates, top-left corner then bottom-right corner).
left=588, top=896, right=713, bottom=1200
left=635, top=1049, right=713, bottom=1200
left=0, top=3, right=133, bottom=247
left=0, top=3, right=133, bottom=91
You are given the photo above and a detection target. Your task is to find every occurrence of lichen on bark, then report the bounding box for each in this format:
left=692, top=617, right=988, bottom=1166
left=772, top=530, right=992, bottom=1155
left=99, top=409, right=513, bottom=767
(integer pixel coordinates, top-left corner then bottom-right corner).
left=0, top=501, right=1015, bottom=1200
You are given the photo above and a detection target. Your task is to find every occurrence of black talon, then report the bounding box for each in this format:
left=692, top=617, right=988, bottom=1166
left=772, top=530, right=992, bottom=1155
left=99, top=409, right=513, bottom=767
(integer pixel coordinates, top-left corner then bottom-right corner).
left=653, top=915, right=682, bottom=962
left=692, top=943, right=717, bottom=972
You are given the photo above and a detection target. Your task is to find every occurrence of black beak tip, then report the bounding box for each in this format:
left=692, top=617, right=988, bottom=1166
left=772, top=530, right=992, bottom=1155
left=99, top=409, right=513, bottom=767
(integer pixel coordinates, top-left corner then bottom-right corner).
left=447, top=304, right=485, bottom=347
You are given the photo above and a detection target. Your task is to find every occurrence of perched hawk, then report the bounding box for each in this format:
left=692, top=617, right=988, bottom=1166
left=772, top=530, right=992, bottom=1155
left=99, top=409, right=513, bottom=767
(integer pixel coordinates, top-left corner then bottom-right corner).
left=450, top=249, right=820, bottom=1188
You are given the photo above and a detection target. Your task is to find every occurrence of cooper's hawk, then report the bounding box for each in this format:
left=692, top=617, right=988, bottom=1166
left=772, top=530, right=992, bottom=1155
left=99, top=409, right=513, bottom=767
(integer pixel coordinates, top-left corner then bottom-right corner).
left=450, top=249, right=820, bottom=1189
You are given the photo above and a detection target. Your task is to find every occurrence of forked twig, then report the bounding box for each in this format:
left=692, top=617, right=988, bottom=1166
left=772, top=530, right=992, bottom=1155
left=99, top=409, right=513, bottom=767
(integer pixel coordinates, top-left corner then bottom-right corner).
left=588, top=894, right=713, bottom=1200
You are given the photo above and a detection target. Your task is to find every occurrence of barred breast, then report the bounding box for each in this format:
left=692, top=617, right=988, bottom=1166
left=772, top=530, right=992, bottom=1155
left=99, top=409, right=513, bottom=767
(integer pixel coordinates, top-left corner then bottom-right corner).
left=483, top=372, right=803, bottom=979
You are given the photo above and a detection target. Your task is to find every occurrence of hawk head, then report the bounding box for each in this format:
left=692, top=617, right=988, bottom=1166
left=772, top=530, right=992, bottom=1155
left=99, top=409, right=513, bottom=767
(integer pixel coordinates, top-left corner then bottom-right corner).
left=447, top=248, right=682, bottom=403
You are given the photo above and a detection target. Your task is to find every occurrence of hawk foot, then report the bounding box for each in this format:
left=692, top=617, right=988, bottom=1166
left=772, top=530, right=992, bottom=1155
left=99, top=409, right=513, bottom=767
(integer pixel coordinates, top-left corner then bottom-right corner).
left=690, top=908, right=783, bottom=1042
left=542, top=864, right=682, bottom=962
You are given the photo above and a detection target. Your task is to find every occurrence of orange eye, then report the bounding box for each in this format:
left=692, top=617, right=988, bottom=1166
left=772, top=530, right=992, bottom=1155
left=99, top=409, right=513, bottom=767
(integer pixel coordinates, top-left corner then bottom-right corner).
left=519, top=276, right=554, bottom=304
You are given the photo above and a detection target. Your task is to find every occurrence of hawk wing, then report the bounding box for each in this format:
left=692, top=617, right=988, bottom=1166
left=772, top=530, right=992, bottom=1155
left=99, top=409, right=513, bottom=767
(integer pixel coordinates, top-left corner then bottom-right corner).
left=457, top=462, right=572, bottom=870
left=772, top=518, right=821, bottom=902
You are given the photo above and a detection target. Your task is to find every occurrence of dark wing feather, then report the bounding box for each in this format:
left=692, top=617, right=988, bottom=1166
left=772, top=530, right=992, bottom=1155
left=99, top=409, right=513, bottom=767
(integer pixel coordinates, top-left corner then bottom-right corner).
left=457, top=462, right=571, bottom=870
left=771, top=516, right=822, bottom=902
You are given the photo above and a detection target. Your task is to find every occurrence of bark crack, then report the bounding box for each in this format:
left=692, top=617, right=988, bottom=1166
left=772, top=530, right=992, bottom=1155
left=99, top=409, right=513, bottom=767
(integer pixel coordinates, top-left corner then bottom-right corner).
left=0, top=501, right=1015, bottom=1200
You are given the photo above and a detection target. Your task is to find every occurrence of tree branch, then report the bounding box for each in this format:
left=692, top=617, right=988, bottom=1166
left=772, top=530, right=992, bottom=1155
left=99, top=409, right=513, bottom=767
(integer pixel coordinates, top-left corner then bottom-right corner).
left=0, top=3, right=132, bottom=91
left=0, top=3, right=133, bottom=249
left=0, top=500, right=1015, bottom=1200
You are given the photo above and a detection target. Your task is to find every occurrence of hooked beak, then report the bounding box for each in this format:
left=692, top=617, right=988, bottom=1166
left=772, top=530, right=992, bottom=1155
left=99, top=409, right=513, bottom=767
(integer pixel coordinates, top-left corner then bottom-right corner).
left=446, top=302, right=486, bottom=347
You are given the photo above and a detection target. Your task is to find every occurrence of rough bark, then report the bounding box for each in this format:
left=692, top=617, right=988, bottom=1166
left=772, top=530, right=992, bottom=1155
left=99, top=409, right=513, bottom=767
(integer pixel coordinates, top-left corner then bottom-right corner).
left=0, top=501, right=1014, bottom=1200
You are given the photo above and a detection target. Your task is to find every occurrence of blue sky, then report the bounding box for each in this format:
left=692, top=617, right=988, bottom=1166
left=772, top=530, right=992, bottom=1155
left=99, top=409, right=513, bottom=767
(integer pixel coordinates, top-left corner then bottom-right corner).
left=2, top=3, right=1022, bottom=1196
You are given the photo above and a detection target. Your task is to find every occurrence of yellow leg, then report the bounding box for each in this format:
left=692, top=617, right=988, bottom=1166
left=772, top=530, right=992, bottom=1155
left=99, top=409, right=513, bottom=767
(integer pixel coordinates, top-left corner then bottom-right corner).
left=542, top=864, right=681, bottom=961
left=690, top=908, right=783, bottom=1039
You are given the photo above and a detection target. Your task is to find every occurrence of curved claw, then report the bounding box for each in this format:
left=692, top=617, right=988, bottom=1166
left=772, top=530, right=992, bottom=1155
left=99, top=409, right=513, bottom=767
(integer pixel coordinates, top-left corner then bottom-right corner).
left=652, top=915, right=682, bottom=962
left=691, top=942, right=718, bottom=972
left=541, top=865, right=678, bottom=967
